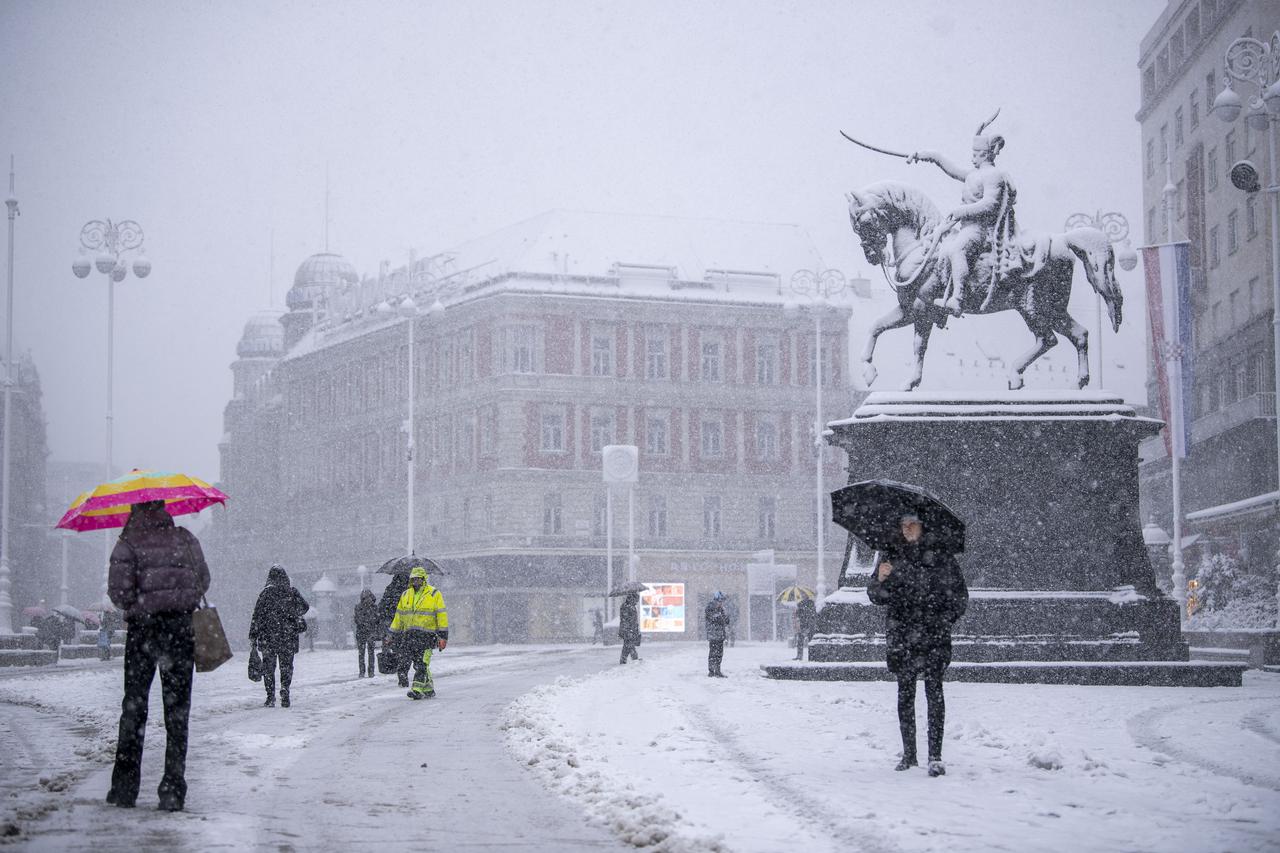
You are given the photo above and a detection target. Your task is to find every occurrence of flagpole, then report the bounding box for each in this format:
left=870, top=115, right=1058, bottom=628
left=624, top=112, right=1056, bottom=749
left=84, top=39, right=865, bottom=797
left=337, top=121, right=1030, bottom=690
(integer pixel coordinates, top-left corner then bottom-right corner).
left=1163, top=156, right=1187, bottom=626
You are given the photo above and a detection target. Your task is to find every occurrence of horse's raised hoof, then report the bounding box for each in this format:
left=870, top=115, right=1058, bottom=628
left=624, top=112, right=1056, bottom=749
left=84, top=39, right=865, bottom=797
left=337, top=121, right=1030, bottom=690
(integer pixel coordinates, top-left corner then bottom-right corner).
left=1008, top=374, right=1025, bottom=391
left=860, top=362, right=878, bottom=387
left=901, top=377, right=922, bottom=392
left=1077, top=375, right=1090, bottom=390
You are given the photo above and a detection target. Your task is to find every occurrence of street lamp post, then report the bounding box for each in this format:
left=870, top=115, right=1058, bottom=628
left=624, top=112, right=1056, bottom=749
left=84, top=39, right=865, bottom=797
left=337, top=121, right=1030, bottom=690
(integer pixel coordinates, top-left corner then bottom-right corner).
left=0, top=157, right=19, bottom=635
left=1063, top=211, right=1139, bottom=388
left=71, top=219, right=152, bottom=597
left=1211, top=31, right=1280, bottom=628
left=785, top=269, right=846, bottom=606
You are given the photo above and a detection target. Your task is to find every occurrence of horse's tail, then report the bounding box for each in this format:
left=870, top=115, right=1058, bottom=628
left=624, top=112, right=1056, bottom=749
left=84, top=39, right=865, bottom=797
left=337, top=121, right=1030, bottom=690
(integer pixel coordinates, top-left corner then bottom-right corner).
left=1065, top=228, right=1122, bottom=331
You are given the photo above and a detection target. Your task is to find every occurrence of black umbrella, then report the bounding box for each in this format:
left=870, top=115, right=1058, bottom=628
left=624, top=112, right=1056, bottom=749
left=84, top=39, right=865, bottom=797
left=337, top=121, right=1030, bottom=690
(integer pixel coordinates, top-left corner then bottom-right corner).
left=375, top=555, right=444, bottom=576
left=831, top=479, right=965, bottom=552
left=608, top=581, right=648, bottom=597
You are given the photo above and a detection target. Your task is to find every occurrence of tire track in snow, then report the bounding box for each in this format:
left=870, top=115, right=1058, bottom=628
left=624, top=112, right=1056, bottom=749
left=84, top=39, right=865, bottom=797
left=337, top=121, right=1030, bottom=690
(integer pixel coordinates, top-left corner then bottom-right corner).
left=1127, top=696, right=1280, bottom=792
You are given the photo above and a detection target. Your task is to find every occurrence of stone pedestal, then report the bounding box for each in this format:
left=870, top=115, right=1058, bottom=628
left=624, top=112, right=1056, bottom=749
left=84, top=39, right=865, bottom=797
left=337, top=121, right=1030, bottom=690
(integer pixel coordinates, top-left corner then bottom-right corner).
left=787, top=392, right=1233, bottom=684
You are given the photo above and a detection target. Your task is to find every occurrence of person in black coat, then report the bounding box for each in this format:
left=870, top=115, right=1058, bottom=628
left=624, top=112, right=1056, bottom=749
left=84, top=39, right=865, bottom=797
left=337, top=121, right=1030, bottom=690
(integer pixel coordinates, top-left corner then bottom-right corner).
left=618, top=593, right=641, bottom=664
left=867, top=513, right=969, bottom=778
left=249, top=565, right=310, bottom=708
left=378, top=573, right=411, bottom=686
left=704, top=592, right=729, bottom=677
left=794, top=597, right=818, bottom=661
left=353, top=589, right=380, bottom=678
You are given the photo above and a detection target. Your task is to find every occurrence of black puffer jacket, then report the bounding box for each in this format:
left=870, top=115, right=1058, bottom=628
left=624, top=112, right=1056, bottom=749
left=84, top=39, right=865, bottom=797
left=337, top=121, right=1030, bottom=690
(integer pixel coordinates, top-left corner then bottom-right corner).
left=354, top=590, right=380, bottom=643
left=618, top=595, right=641, bottom=643
left=249, top=566, right=310, bottom=654
left=107, top=502, right=211, bottom=621
left=378, top=574, right=409, bottom=631
left=705, top=600, right=729, bottom=641
left=866, top=540, right=969, bottom=677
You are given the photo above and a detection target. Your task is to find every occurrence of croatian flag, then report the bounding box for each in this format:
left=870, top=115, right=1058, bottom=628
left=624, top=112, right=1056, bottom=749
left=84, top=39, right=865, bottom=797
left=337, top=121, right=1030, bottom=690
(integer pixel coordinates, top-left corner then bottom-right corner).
left=1142, top=241, right=1194, bottom=458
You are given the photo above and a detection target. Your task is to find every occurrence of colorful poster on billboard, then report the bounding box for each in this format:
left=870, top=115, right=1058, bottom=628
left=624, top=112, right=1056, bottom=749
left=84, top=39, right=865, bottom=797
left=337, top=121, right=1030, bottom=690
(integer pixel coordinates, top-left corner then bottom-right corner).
left=640, top=583, right=685, bottom=632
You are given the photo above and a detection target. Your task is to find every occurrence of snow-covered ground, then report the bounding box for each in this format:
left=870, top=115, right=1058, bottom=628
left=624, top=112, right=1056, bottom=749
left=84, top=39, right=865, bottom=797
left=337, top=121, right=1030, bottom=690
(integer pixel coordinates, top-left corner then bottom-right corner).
left=3, top=642, right=1278, bottom=852
left=505, top=643, right=1280, bottom=853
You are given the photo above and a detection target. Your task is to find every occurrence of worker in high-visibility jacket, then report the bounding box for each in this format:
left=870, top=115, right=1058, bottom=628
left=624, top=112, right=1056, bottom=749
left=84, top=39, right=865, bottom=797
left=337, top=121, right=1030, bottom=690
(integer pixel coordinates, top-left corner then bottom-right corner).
left=386, top=565, right=448, bottom=699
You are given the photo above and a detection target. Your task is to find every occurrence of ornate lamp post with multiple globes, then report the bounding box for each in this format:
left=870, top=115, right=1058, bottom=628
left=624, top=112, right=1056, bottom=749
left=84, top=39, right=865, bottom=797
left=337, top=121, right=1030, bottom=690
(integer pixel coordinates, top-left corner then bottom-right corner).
left=1211, top=31, right=1280, bottom=628
left=72, top=219, right=151, bottom=594
left=1062, top=211, right=1138, bottom=388
left=784, top=268, right=846, bottom=605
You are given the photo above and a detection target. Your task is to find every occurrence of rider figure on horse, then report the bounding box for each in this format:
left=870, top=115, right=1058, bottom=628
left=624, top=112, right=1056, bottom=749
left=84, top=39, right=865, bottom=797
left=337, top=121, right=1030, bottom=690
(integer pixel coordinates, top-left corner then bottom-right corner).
left=907, top=111, right=1018, bottom=318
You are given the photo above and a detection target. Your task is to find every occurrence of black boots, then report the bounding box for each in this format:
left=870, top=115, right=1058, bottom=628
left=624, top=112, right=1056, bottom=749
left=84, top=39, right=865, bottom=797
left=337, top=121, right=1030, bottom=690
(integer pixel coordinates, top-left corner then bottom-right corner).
left=894, top=757, right=917, bottom=771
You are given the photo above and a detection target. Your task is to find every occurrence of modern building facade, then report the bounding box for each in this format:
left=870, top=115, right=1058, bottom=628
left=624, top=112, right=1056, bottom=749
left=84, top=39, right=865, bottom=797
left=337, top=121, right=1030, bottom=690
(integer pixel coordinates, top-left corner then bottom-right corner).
left=209, top=211, right=857, bottom=643
left=1136, top=0, right=1280, bottom=573
left=0, top=356, right=51, bottom=615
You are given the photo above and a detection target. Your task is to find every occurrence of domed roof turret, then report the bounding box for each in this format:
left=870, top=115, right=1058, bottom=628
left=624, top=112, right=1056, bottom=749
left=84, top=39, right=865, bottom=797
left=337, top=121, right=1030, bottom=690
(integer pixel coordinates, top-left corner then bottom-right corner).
left=287, top=252, right=359, bottom=310
left=236, top=310, right=285, bottom=358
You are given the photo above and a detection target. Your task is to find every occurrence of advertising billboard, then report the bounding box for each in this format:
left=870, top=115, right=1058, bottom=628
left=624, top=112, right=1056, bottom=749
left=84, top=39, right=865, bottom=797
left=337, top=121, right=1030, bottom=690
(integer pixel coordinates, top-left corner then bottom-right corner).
left=640, top=583, right=685, bottom=632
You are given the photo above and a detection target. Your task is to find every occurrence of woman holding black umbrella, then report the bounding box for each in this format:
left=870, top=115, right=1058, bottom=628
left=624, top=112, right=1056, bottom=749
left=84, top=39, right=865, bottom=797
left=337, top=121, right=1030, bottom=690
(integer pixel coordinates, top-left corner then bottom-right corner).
left=866, top=511, right=968, bottom=778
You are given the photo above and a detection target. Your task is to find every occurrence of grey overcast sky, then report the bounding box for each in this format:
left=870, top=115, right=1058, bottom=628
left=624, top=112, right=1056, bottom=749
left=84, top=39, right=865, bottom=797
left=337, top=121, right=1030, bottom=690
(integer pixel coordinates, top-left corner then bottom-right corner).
left=1, top=0, right=1164, bottom=488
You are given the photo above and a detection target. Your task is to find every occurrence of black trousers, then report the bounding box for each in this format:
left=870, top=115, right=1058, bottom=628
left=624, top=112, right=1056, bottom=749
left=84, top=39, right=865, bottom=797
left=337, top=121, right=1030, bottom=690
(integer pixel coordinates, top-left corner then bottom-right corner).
left=708, top=639, right=725, bottom=674
left=619, top=638, right=640, bottom=662
left=897, top=673, right=945, bottom=762
left=356, top=637, right=375, bottom=675
left=110, top=613, right=194, bottom=805
left=261, top=647, right=295, bottom=699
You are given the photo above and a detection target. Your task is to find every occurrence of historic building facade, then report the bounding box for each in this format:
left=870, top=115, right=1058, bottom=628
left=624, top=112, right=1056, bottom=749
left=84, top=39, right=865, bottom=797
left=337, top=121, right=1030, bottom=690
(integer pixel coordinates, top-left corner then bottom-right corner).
left=1136, top=0, right=1280, bottom=572
left=0, top=356, right=51, bottom=616
left=210, top=211, right=856, bottom=643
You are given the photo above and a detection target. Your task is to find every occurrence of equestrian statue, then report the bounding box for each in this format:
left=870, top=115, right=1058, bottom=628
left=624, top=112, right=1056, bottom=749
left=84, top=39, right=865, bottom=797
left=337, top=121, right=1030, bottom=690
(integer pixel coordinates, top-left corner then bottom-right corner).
left=842, top=110, right=1123, bottom=391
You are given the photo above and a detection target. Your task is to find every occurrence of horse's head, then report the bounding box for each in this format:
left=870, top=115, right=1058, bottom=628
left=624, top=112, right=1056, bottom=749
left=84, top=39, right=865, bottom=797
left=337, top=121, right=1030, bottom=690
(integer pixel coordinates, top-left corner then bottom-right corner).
left=847, top=189, right=889, bottom=267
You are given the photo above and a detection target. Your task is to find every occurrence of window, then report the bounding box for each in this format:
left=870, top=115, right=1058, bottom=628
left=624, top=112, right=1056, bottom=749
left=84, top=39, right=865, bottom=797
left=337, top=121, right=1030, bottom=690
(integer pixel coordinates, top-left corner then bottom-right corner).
left=755, top=337, right=779, bottom=385
left=590, top=329, right=614, bottom=377
left=457, top=329, right=474, bottom=383
left=1143, top=65, right=1156, bottom=101
left=501, top=325, right=539, bottom=374
left=539, top=405, right=566, bottom=452
left=542, top=493, right=563, bottom=535
left=1226, top=129, right=1236, bottom=165
left=1212, top=301, right=1223, bottom=338
left=480, top=405, right=497, bottom=455
left=1147, top=207, right=1157, bottom=241
left=1174, top=107, right=1184, bottom=148
left=1186, top=6, right=1200, bottom=44
left=700, top=417, right=723, bottom=458
left=1206, top=70, right=1215, bottom=102
left=645, top=328, right=669, bottom=380
left=1209, top=225, right=1220, bottom=268
left=1230, top=289, right=1241, bottom=327
left=1207, top=147, right=1218, bottom=190
left=592, top=495, right=607, bottom=537
left=1250, top=276, right=1262, bottom=316
left=645, top=412, right=670, bottom=456
left=755, top=417, right=779, bottom=461
left=700, top=336, right=723, bottom=382
left=1160, top=124, right=1169, bottom=164
left=1146, top=139, right=1155, bottom=178
left=648, top=495, right=668, bottom=538
left=1228, top=210, right=1239, bottom=254
left=1170, top=27, right=1184, bottom=68
left=757, top=497, right=776, bottom=539
left=702, top=496, right=722, bottom=538
left=484, top=493, right=494, bottom=532
left=1247, top=194, right=1258, bottom=239
left=1190, top=89, right=1200, bottom=129
left=589, top=408, right=615, bottom=453
left=459, top=413, right=476, bottom=465
left=1176, top=180, right=1186, bottom=220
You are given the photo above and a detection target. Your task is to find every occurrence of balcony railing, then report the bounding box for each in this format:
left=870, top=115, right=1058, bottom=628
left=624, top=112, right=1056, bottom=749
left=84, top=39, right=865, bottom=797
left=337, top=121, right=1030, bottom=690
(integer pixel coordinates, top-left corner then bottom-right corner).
left=1139, top=392, right=1275, bottom=463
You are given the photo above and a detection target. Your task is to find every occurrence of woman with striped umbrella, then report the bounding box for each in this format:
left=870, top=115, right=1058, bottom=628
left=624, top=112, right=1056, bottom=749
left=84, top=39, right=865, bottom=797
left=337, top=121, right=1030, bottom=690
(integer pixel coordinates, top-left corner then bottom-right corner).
left=777, top=586, right=817, bottom=661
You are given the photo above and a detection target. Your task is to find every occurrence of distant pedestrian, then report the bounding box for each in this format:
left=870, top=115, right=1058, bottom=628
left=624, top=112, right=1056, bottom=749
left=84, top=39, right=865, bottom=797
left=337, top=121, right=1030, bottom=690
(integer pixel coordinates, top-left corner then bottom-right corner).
left=97, top=620, right=112, bottom=661
left=618, top=592, right=641, bottom=664
left=249, top=565, right=310, bottom=708
left=378, top=572, right=411, bottom=687
left=867, top=513, right=968, bottom=778
left=704, top=591, right=729, bottom=677
left=386, top=565, right=449, bottom=699
left=354, top=589, right=379, bottom=678
left=794, top=598, right=818, bottom=661
left=106, top=500, right=211, bottom=812
left=590, top=609, right=605, bottom=645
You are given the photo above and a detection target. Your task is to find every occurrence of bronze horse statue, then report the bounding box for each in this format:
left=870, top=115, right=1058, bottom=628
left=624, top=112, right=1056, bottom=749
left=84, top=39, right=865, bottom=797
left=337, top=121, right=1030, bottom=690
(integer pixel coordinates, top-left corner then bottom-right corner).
left=848, top=181, right=1122, bottom=390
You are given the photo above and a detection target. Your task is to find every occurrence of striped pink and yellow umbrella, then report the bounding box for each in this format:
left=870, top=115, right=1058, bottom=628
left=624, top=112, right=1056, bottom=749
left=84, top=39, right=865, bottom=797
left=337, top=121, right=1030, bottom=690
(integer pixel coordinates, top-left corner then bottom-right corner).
left=56, top=469, right=228, bottom=532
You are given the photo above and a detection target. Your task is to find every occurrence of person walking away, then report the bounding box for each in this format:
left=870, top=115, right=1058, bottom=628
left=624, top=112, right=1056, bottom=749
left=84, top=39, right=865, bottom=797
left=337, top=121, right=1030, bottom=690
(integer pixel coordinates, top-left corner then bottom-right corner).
left=618, top=592, right=641, bottom=664
left=794, top=597, right=818, bottom=661
left=97, top=618, right=112, bottom=661
left=867, top=513, right=969, bottom=778
left=386, top=566, right=448, bottom=699
left=705, top=591, right=729, bottom=677
left=354, top=589, right=379, bottom=678
left=105, top=500, right=211, bottom=812
left=590, top=609, right=604, bottom=645
left=378, top=571, right=412, bottom=687
left=249, top=565, right=310, bottom=708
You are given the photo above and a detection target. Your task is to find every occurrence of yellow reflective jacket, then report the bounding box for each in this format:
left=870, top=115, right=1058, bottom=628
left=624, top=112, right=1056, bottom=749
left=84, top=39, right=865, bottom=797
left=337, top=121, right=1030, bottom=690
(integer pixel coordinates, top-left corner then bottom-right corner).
left=389, top=584, right=449, bottom=639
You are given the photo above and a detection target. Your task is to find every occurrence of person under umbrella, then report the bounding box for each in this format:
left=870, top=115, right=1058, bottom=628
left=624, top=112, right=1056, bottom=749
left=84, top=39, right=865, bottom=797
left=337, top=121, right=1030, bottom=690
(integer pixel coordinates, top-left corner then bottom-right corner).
left=386, top=565, right=448, bottom=699
left=618, top=592, right=641, bottom=664
left=378, top=571, right=412, bottom=686
left=867, top=512, right=968, bottom=778
left=248, top=565, right=310, bottom=708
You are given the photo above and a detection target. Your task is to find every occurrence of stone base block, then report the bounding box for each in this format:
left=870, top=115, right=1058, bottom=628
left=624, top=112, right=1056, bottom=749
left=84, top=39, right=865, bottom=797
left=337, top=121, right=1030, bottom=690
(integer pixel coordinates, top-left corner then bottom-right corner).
left=0, top=648, right=58, bottom=667
left=57, top=644, right=125, bottom=660
left=762, top=660, right=1246, bottom=687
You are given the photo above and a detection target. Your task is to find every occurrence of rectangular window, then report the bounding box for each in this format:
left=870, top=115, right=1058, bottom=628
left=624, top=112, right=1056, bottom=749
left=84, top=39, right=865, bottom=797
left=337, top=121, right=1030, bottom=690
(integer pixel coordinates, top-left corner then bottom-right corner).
left=1190, top=89, right=1200, bottom=129
left=1146, top=139, right=1155, bottom=178
left=1170, top=27, right=1184, bottom=68
left=755, top=417, right=779, bottom=461
left=645, top=412, right=670, bottom=456
left=1226, top=129, right=1236, bottom=165
left=539, top=405, right=566, bottom=452
left=1206, top=69, right=1215, bottom=100
left=1160, top=124, right=1169, bottom=163
left=702, top=495, right=722, bottom=538
left=1209, top=225, right=1220, bottom=268
left=501, top=325, right=539, bottom=374
left=645, top=328, right=669, bottom=380
left=1174, top=107, right=1184, bottom=148
left=589, top=408, right=616, bottom=453
left=458, top=329, right=475, bottom=383
left=1147, top=207, right=1157, bottom=241
left=755, top=337, right=779, bottom=385
left=1207, top=147, right=1219, bottom=190
left=480, top=405, right=497, bottom=455
left=1250, top=276, right=1262, bottom=316
left=1228, top=210, right=1239, bottom=254
left=1230, top=289, right=1241, bottom=327
left=590, top=329, right=614, bottom=377
left=1212, top=301, right=1223, bottom=338
left=1176, top=180, right=1186, bottom=220
left=758, top=496, right=776, bottom=539
left=1247, top=194, right=1258, bottom=239
left=648, top=495, right=668, bottom=538
left=700, top=417, right=723, bottom=458
left=542, top=493, right=563, bottom=535
left=700, top=336, right=723, bottom=382
left=1186, top=6, right=1200, bottom=43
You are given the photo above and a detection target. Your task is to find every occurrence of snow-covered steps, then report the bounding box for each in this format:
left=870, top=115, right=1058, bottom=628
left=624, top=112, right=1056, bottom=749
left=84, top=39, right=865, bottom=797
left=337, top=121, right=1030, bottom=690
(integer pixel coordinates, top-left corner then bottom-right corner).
left=761, top=659, right=1247, bottom=687
left=0, top=634, right=56, bottom=668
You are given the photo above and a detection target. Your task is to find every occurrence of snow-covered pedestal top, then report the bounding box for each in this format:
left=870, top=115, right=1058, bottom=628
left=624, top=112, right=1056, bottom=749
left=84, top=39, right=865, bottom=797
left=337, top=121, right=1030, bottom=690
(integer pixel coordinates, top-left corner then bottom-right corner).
left=833, top=389, right=1160, bottom=425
